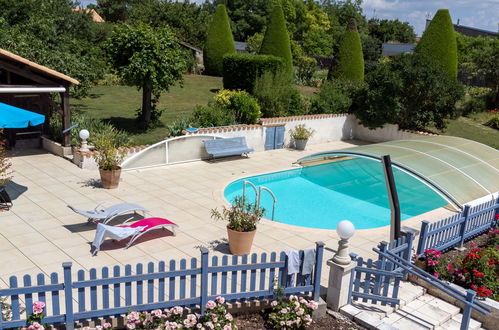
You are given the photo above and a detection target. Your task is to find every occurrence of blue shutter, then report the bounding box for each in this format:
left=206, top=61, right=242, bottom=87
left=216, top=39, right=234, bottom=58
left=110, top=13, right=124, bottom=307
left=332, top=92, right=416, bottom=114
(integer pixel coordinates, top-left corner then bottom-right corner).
left=265, top=127, right=275, bottom=150
left=275, top=126, right=285, bottom=149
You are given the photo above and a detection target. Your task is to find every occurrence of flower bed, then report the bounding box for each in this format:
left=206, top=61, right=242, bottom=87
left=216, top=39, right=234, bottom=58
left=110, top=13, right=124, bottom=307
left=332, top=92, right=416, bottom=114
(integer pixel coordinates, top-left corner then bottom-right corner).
left=415, top=227, right=499, bottom=300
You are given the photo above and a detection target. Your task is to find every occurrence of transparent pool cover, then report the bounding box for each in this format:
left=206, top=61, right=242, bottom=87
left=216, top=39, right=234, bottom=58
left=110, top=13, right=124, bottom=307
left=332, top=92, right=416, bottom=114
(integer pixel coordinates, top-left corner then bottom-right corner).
left=298, top=136, right=499, bottom=208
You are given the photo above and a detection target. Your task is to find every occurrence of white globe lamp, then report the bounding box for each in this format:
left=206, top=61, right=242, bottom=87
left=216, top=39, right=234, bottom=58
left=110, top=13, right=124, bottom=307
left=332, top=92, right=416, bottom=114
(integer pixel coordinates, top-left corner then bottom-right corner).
left=333, top=220, right=355, bottom=265
left=79, top=129, right=90, bottom=152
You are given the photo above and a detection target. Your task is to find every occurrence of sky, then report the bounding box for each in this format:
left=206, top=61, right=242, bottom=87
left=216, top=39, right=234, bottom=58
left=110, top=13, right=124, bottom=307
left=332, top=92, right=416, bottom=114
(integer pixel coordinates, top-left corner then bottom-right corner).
left=79, top=0, right=499, bottom=36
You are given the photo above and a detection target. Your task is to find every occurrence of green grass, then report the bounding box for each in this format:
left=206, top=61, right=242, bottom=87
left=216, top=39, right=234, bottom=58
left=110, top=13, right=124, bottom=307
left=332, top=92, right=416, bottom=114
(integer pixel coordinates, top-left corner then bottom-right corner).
left=431, top=113, right=499, bottom=149
left=71, top=75, right=223, bottom=145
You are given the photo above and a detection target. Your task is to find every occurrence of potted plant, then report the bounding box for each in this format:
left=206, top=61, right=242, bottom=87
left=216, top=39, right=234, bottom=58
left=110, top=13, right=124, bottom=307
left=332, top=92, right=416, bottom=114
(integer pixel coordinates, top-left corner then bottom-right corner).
left=94, top=134, right=126, bottom=189
left=289, top=124, right=314, bottom=150
left=211, top=196, right=264, bottom=256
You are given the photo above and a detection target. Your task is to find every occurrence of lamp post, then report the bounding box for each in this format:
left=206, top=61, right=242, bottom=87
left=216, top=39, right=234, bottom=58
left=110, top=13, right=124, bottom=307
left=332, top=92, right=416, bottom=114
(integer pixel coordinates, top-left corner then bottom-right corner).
left=333, top=220, right=355, bottom=265
left=79, top=129, right=90, bottom=152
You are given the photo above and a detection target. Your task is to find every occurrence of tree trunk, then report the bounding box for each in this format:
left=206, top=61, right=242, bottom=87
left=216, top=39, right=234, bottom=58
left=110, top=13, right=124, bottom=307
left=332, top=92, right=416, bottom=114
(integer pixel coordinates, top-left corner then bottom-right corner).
left=142, top=83, right=152, bottom=125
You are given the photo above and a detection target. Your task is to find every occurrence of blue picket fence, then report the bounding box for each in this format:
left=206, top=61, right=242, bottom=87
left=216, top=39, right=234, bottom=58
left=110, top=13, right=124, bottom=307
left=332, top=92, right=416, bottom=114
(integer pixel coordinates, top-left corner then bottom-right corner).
left=0, top=242, right=324, bottom=329
left=416, top=197, right=499, bottom=254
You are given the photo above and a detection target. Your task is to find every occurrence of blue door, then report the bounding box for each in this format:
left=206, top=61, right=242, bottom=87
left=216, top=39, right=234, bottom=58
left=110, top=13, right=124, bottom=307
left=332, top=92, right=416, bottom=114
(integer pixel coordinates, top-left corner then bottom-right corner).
left=265, top=126, right=285, bottom=150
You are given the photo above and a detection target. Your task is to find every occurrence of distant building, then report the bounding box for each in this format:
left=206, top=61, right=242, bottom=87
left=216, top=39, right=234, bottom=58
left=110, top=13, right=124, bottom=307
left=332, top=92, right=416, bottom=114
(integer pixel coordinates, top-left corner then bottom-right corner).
left=179, top=42, right=203, bottom=73
left=425, top=19, right=498, bottom=38
left=381, top=43, right=416, bottom=57
left=72, top=8, right=105, bottom=23
left=235, top=41, right=248, bottom=53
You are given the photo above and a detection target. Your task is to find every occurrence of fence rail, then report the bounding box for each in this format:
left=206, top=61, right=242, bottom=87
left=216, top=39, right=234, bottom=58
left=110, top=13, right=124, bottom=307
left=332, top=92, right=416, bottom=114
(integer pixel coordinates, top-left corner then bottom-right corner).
left=0, top=242, right=324, bottom=330
left=416, top=197, right=499, bottom=254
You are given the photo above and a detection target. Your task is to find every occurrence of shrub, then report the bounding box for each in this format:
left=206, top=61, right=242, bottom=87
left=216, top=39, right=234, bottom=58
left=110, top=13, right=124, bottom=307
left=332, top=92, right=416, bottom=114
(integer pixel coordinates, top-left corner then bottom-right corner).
left=310, top=81, right=360, bottom=114
left=415, top=9, right=457, bottom=78
left=96, top=73, right=122, bottom=86
left=49, top=112, right=131, bottom=147
left=253, top=71, right=306, bottom=117
left=333, top=18, right=364, bottom=82
left=223, top=53, right=284, bottom=92
left=289, top=124, right=314, bottom=140
left=488, top=227, right=499, bottom=247
left=295, top=56, right=317, bottom=86
left=459, top=96, right=488, bottom=116
left=203, top=4, right=236, bottom=76
left=191, top=105, right=236, bottom=128
left=259, top=3, right=293, bottom=73
left=211, top=196, right=264, bottom=232
left=225, top=91, right=261, bottom=124
left=352, top=54, right=464, bottom=130
left=165, top=118, right=195, bottom=137
left=93, top=134, right=126, bottom=171
left=485, top=113, right=499, bottom=130
left=267, top=295, right=318, bottom=329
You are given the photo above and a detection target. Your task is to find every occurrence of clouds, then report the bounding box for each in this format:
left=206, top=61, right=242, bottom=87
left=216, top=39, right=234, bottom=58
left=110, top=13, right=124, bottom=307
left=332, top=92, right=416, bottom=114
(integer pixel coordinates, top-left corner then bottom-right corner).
left=362, top=0, right=499, bottom=36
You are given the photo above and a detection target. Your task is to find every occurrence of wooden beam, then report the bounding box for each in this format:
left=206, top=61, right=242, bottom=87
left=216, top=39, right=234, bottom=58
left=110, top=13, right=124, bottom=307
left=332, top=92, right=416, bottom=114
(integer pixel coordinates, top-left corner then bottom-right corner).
left=0, top=61, right=57, bottom=85
left=60, top=91, right=71, bottom=147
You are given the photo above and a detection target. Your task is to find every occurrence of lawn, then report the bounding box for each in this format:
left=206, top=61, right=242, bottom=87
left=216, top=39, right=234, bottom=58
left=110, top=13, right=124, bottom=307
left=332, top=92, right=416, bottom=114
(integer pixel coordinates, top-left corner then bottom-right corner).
left=430, top=112, right=499, bottom=149
left=71, top=74, right=223, bottom=145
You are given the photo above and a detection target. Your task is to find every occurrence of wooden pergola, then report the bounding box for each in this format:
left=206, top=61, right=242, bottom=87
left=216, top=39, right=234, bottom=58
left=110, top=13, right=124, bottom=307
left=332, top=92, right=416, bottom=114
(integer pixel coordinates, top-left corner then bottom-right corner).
left=0, top=48, right=79, bottom=147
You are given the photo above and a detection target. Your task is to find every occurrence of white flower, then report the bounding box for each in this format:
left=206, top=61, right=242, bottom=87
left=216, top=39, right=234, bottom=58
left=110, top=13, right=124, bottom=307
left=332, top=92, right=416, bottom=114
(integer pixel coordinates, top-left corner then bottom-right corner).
left=225, top=313, right=233, bottom=322
left=270, top=300, right=278, bottom=307
left=216, top=296, right=225, bottom=304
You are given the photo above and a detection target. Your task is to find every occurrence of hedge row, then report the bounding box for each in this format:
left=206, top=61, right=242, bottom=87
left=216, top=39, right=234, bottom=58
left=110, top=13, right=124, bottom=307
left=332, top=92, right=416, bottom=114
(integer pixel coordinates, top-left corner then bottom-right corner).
left=222, top=53, right=284, bottom=92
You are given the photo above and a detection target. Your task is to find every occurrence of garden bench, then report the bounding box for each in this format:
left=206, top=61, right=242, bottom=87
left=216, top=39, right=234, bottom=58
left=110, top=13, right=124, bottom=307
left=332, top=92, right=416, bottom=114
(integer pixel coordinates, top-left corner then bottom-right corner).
left=203, top=137, right=253, bottom=159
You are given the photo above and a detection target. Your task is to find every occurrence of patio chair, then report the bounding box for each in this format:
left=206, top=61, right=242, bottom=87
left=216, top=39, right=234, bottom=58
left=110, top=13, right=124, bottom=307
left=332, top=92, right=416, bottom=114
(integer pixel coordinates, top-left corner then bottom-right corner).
left=91, top=217, right=178, bottom=255
left=67, top=202, right=148, bottom=224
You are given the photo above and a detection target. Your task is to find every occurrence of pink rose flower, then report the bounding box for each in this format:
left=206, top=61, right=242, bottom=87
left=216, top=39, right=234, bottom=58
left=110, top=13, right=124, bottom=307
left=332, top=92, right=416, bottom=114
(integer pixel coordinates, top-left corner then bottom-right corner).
left=103, top=323, right=112, bottom=329
left=270, top=300, right=278, bottom=307
left=225, top=313, right=233, bottom=321
left=205, top=300, right=216, bottom=310
left=216, top=296, right=225, bottom=304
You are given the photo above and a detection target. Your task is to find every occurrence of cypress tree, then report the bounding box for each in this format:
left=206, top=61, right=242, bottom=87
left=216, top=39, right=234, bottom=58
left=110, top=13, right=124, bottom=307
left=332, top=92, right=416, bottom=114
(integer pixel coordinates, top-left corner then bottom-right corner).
left=415, top=9, right=457, bottom=78
left=334, top=18, right=364, bottom=82
left=203, top=4, right=236, bottom=76
left=259, top=3, right=293, bottom=73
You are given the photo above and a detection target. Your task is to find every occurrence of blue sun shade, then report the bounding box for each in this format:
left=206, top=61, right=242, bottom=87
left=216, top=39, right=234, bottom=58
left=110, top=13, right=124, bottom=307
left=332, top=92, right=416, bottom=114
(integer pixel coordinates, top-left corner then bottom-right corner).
left=0, top=102, right=45, bottom=128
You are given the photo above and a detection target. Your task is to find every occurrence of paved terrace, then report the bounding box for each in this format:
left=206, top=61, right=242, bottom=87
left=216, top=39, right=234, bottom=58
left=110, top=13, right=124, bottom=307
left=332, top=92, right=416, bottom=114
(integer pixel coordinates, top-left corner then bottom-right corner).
left=0, top=141, right=454, bottom=290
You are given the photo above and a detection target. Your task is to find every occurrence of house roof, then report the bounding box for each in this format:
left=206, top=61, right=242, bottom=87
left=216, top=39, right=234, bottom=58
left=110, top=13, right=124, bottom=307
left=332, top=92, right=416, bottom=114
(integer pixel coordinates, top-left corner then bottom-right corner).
left=235, top=41, right=248, bottom=52
left=425, top=19, right=498, bottom=38
left=72, top=8, right=105, bottom=23
left=381, top=43, right=415, bottom=57
left=0, top=48, right=79, bottom=85
left=179, top=41, right=202, bottom=53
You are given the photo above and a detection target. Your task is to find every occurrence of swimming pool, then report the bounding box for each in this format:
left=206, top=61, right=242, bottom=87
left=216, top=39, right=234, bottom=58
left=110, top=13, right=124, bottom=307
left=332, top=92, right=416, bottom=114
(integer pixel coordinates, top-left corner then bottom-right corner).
left=224, top=158, right=448, bottom=230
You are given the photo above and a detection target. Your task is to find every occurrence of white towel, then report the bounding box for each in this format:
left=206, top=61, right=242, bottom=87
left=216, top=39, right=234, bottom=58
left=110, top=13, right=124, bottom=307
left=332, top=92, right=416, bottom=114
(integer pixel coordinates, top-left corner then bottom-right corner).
left=92, top=223, right=145, bottom=255
left=286, top=250, right=300, bottom=275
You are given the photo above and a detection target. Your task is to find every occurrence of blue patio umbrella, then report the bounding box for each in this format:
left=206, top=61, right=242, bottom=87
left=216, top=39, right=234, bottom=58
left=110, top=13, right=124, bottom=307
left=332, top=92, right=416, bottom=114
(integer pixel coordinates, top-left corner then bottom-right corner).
left=0, top=102, right=45, bottom=128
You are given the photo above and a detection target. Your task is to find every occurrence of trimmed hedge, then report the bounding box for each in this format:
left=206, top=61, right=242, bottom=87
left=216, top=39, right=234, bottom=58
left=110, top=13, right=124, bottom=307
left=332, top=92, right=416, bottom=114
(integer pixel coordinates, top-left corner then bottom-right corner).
left=259, top=3, right=293, bottom=73
left=415, top=9, right=457, bottom=78
left=203, top=4, right=236, bottom=76
left=334, top=18, right=364, bottom=82
left=222, top=53, right=284, bottom=91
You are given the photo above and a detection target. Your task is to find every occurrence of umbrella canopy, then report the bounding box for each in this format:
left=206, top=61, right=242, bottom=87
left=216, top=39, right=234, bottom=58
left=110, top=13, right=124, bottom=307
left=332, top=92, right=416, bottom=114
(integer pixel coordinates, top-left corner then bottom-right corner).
left=0, top=102, right=45, bottom=128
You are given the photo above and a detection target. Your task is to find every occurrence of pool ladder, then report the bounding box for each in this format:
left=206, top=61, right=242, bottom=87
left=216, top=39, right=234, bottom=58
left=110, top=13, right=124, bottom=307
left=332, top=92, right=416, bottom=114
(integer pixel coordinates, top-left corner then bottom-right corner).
left=242, top=180, right=277, bottom=220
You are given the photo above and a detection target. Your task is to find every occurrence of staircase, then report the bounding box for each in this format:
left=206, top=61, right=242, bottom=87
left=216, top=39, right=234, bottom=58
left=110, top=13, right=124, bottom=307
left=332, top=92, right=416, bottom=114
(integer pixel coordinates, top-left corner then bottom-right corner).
left=340, top=281, right=485, bottom=330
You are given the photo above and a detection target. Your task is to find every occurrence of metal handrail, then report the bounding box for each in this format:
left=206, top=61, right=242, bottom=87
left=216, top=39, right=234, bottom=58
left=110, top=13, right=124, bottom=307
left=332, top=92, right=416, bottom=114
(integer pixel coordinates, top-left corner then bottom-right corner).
left=374, top=247, right=490, bottom=330
left=242, top=181, right=259, bottom=206
left=259, top=186, right=277, bottom=220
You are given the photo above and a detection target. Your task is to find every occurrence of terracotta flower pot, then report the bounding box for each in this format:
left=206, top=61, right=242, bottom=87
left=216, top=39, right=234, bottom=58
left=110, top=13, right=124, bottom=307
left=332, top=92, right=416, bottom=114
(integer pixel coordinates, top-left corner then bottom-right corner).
left=99, top=167, right=121, bottom=189
left=294, top=139, right=308, bottom=150
left=227, top=227, right=256, bottom=256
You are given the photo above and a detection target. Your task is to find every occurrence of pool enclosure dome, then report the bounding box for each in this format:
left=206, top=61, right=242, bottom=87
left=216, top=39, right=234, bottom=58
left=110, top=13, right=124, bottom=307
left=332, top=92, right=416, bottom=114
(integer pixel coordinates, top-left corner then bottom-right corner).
left=297, top=136, right=499, bottom=209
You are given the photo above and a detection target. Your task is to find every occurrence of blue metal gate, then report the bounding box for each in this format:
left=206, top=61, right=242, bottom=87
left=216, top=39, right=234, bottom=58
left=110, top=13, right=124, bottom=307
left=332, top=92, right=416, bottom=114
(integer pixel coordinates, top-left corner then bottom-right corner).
left=265, top=126, right=285, bottom=150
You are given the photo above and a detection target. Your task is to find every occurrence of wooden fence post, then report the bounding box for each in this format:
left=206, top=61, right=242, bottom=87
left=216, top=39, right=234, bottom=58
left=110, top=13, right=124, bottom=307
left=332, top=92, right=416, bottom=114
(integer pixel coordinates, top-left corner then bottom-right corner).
left=460, top=289, right=476, bottom=330
left=200, top=248, right=209, bottom=315
left=457, top=205, right=471, bottom=250
left=416, top=221, right=430, bottom=255
left=313, top=242, right=325, bottom=301
left=62, top=262, right=74, bottom=330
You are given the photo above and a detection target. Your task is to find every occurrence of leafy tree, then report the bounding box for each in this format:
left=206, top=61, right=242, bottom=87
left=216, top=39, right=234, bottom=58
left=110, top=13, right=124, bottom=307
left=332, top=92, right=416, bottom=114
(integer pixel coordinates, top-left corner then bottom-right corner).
left=245, top=32, right=264, bottom=53
left=96, top=0, right=147, bottom=22
left=260, top=3, right=293, bottom=73
left=204, top=4, right=236, bottom=76
left=353, top=54, right=464, bottom=130
left=0, top=0, right=108, bottom=97
left=333, top=18, right=364, bottom=82
left=368, top=18, right=416, bottom=43
left=105, top=24, right=186, bottom=127
left=415, top=9, right=457, bottom=78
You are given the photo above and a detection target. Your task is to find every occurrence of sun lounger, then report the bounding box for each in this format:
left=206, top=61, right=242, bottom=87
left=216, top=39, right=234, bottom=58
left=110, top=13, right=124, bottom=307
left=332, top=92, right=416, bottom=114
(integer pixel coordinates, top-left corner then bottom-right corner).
left=67, top=202, right=148, bottom=224
left=91, top=217, right=178, bottom=255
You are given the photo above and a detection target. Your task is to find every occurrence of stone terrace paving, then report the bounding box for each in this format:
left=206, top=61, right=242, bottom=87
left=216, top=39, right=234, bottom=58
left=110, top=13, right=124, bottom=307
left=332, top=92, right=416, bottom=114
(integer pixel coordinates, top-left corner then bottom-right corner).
left=0, top=141, right=454, bottom=292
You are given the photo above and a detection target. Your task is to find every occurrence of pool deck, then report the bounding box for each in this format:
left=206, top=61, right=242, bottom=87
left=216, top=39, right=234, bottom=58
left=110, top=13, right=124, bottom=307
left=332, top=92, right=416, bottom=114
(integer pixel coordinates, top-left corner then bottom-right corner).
left=0, top=140, right=455, bottom=289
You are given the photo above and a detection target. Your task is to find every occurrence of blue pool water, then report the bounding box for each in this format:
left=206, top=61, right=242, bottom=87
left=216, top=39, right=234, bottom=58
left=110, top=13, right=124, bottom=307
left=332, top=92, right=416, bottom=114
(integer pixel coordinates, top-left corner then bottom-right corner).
left=224, top=158, right=448, bottom=230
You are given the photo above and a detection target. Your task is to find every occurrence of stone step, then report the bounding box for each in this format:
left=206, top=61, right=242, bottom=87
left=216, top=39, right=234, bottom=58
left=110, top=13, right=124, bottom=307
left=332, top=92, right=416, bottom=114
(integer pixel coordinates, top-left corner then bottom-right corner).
left=435, top=314, right=483, bottom=330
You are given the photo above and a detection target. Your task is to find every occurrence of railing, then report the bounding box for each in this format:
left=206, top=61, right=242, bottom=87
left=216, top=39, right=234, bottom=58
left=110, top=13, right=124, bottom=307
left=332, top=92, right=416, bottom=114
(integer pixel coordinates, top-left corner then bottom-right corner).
left=416, top=197, right=499, bottom=254
left=374, top=247, right=490, bottom=330
left=0, top=243, right=324, bottom=330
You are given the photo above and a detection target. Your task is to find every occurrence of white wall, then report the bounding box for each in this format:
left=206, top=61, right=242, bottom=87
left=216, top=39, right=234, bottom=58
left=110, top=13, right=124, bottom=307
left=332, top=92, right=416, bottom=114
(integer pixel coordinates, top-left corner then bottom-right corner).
left=352, top=122, right=432, bottom=142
